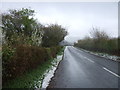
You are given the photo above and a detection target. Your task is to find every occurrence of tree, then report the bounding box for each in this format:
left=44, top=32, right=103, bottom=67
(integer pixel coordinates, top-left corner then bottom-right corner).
left=90, top=27, right=109, bottom=40
left=2, top=8, right=43, bottom=46
left=42, top=24, right=68, bottom=47
left=2, top=8, right=34, bottom=37
left=90, top=27, right=109, bottom=51
left=74, top=27, right=119, bottom=56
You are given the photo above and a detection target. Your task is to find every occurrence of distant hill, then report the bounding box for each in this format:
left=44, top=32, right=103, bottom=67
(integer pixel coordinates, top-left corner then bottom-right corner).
left=59, top=40, right=73, bottom=46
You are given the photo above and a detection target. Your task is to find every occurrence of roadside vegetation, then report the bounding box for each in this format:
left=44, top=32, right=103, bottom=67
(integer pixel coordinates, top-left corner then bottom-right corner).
left=2, top=8, right=67, bottom=87
left=74, top=27, right=119, bottom=57
left=3, top=47, right=65, bottom=88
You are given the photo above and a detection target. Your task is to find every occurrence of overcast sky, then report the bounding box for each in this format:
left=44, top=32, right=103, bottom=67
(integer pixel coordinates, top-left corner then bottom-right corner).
left=1, top=2, right=118, bottom=43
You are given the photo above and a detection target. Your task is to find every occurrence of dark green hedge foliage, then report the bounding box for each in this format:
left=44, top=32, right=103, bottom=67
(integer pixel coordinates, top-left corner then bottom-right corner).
left=2, top=45, right=62, bottom=85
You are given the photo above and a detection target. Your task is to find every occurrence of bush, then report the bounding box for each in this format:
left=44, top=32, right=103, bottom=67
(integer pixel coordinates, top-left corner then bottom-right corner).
left=74, top=28, right=119, bottom=56
left=2, top=45, right=16, bottom=82
left=2, top=45, right=63, bottom=85
left=41, top=24, right=68, bottom=47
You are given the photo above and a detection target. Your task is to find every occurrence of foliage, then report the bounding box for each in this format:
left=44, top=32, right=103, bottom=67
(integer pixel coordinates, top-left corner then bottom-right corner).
left=2, top=45, right=63, bottom=86
left=2, top=45, right=16, bottom=62
left=2, top=8, right=67, bottom=87
left=2, top=8, right=43, bottom=46
left=74, top=27, right=119, bottom=56
left=3, top=57, right=54, bottom=88
left=42, top=24, right=68, bottom=47
left=3, top=46, right=64, bottom=88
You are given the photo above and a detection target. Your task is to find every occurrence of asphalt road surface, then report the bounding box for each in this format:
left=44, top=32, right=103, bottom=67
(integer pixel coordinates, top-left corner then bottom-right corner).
left=48, top=46, right=120, bottom=88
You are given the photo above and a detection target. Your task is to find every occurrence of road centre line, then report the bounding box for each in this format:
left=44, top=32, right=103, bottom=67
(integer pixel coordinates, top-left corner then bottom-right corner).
left=72, top=47, right=120, bottom=78
left=84, top=57, right=95, bottom=63
left=84, top=56, right=120, bottom=78
left=103, top=67, right=120, bottom=78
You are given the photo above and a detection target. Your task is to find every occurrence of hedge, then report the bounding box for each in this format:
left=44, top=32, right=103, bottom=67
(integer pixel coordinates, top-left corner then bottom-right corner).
left=2, top=45, right=62, bottom=85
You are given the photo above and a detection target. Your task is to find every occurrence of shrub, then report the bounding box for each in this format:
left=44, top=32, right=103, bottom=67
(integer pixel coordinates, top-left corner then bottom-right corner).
left=2, top=45, right=63, bottom=85
left=41, top=24, right=68, bottom=47
left=74, top=28, right=119, bottom=56
left=2, top=45, right=16, bottom=83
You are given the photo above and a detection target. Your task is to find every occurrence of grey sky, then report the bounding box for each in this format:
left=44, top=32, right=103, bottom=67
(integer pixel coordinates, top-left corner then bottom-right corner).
left=1, top=2, right=118, bottom=43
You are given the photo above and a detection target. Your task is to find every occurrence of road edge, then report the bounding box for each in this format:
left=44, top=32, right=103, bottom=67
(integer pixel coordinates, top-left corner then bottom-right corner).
left=46, top=47, right=65, bottom=88
left=75, top=46, right=120, bottom=62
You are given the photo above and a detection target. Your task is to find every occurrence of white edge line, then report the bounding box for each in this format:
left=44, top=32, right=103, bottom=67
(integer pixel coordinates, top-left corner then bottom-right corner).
left=103, top=67, right=120, bottom=78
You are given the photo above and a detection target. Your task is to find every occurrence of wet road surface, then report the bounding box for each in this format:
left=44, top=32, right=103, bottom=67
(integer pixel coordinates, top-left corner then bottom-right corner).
left=48, top=46, right=119, bottom=88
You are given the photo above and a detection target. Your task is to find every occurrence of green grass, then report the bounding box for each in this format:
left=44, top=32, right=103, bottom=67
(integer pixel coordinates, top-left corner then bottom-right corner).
left=3, top=46, right=65, bottom=88
left=58, top=46, right=65, bottom=55
left=3, top=59, right=52, bottom=88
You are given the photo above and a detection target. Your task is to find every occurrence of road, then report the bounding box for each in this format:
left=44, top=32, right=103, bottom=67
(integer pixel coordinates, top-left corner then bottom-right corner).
left=48, top=46, right=120, bottom=88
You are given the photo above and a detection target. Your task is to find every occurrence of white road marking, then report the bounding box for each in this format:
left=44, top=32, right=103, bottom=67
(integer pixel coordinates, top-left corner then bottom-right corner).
left=84, top=57, right=95, bottom=63
left=72, top=47, right=120, bottom=78
left=87, top=58, right=95, bottom=63
left=103, top=67, right=120, bottom=78
left=71, top=47, right=94, bottom=63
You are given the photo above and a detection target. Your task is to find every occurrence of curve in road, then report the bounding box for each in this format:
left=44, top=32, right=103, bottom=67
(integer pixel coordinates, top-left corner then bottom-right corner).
left=48, top=46, right=119, bottom=88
